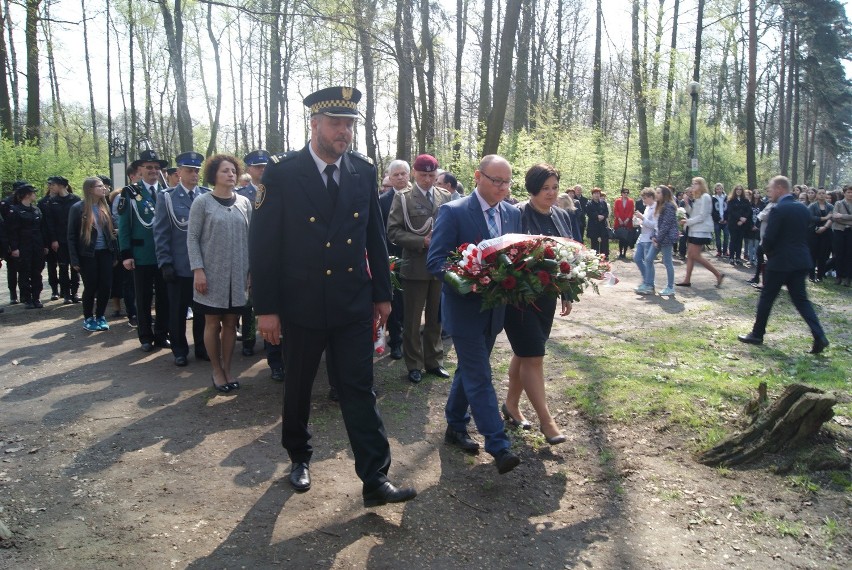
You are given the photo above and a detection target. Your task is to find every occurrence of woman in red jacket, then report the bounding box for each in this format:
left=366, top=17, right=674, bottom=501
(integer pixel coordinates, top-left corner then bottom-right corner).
left=613, top=188, right=635, bottom=259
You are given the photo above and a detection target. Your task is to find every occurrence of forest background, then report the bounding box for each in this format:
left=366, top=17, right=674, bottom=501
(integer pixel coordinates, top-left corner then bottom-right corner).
left=1, top=0, right=851, bottom=199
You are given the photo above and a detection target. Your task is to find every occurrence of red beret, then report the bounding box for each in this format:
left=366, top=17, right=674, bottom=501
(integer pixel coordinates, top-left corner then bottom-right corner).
left=412, top=154, right=439, bottom=172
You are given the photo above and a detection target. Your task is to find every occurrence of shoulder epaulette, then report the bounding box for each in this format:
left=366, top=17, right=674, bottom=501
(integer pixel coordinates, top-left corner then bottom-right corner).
left=348, top=149, right=374, bottom=166
left=269, top=150, right=299, bottom=165
left=198, top=185, right=212, bottom=193
left=121, top=184, right=140, bottom=197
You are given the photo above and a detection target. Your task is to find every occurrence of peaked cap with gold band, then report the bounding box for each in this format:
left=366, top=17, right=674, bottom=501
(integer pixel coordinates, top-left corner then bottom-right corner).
left=303, top=86, right=361, bottom=118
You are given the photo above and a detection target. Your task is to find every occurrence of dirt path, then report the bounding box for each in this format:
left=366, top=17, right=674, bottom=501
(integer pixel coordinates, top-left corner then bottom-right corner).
left=0, top=256, right=849, bottom=569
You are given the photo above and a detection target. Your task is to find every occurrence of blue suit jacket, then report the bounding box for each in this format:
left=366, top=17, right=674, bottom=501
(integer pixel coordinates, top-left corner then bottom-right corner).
left=762, top=194, right=813, bottom=272
left=426, top=193, right=521, bottom=338
left=153, top=183, right=210, bottom=277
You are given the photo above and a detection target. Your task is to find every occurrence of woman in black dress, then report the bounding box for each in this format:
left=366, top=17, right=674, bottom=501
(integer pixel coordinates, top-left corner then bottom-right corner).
left=502, top=164, right=579, bottom=445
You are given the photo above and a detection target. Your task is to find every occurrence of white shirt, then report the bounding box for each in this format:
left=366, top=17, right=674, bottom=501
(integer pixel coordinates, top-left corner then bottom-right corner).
left=307, top=141, right=342, bottom=186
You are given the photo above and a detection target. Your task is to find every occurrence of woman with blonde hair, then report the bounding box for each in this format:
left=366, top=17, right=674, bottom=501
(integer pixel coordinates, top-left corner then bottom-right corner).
left=677, top=177, right=725, bottom=288
left=68, top=177, right=118, bottom=331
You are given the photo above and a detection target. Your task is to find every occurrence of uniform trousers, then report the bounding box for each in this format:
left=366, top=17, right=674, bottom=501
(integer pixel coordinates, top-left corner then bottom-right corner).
left=282, top=319, right=391, bottom=493
left=6, top=257, right=20, bottom=300
left=832, top=229, right=852, bottom=279
left=401, top=278, right=443, bottom=371
left=751, top=269, right=825, bottom=339
left=241, top=298, right=284, bottom=368
left=56, top=242, right=80, bottom=297
left=111, top=263, right=137, bottom=317
left=446, top=313, right=510, bottom=457
left=78, top=250, right=114, bottom=319
left=166, top=276, right=205, bottom=358
left=386, top=288, right=404, bottom=350
left=132, top=263, right=169, bottom=345
left=17, top=249, right=45, bottom=302
left=45, top=249, right=59, bottom=295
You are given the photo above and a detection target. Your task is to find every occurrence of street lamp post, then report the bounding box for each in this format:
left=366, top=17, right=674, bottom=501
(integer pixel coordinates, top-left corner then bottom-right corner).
left=688, top=81, right=700, bottom=175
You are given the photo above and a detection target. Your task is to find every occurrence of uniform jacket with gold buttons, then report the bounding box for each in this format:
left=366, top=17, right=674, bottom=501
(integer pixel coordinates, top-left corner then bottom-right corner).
left=249, top=146, right=391, bottom=328
left=386, top=184, right=452, bottom=281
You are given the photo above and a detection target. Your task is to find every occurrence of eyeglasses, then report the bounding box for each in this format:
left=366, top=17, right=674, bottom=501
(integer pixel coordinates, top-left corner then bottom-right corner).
left=480, top=171, right=513, bottom=188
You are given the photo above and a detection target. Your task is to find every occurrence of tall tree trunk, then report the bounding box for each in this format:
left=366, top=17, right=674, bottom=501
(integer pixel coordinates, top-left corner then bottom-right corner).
left=481, top=0, right=522, bottom=156
left=0, top=2, right=13, bottom=138
left=24, top=0, right=41, bottom=142
left=632, top=0, right=651, bottom=186
left=745, top=0, right=757, bottom=189
left=394, top=0, right=414, bottom=159
left=128, top=0, right=137, bottom=154
left=649, top=0, right=666, bottom=115
left=80, top=0, right=99, bottom=158
left=266, top=0, right=283, bottom=153
left=476, top=0, right=492, bottom=146
left=791, top=29, right=800, bottom=184
left=420, top=0, right=436, bottom=152
left=782, top=23, right=795, bottom=176
left=355, top=0, right=378, bottom=161
left=512, top=0, right=532, bottom=132
left=3, top=0, right=20, bottom=140
left=777, top=20, right=786, bottom=168
left=660, top=0, right=679, bottom=169
left=554, top=0, right=563, bottom=120
left=592, top=0, right=602, bottom=129
left=205, top=2, right=222, bottom=156
left=158, top=0, right=193, bottom=151
left=451, top=0, right=467, bottom=169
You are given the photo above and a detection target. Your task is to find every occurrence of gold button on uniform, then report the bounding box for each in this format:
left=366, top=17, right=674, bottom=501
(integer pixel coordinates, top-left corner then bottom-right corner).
left=346, top=239, right=352, bottom=244
left=353, top=212, right=359, bottom=218
left=347, top=267, right=353, bottom=272
left=326, top=242, right=331, bottom=248
left=309, top=216, right=316, bottom=222
left=326, top=270, right=332, bottom=275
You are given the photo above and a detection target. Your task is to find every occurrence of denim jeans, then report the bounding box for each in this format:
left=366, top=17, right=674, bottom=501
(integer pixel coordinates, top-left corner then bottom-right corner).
left=714, top=222, right=729, bottom=254
left=647, top=243, right=674, bottom=289
left=634, top=241, right=652, bottom=285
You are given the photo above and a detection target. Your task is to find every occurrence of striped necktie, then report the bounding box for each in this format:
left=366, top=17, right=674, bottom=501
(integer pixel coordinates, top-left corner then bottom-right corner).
left=487, top=206, right=499, bottom=238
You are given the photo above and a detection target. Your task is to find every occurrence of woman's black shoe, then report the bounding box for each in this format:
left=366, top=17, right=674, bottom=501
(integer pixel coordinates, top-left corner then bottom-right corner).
left=541, top=429, right=567, bottom=445
left=211, top=377, right=233, bottom=393
left=502, top=403, right=532, bottom=430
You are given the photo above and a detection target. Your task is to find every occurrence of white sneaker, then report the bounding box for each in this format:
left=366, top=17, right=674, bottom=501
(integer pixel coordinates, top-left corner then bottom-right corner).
left=637, top=284, right=654, bottom=295
left=659, top=287, right=675, bottom=296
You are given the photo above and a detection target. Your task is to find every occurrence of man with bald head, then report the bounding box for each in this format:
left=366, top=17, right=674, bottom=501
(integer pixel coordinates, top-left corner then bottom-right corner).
left=427, top=154, right=523, bottom=474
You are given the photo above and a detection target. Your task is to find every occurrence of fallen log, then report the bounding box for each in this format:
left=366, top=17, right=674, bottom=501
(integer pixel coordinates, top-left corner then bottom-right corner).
left=697, top=383, right=836, bottom=467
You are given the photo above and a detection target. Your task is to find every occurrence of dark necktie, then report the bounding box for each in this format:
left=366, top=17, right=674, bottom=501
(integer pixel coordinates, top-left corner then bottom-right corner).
left=487, top=207, right=499, bottom=238
left=325, top=164, right=339, bottom=204
left=187, top=190, right=194, bottom=202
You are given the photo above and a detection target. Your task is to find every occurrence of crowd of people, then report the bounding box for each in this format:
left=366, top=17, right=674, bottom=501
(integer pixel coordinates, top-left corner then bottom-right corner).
left=0, top=84, right=848, bottom=507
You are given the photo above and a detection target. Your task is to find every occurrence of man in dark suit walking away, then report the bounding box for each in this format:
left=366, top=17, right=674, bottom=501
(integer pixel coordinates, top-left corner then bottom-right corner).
left=249, top=86, right=416, bottom=508
left=738, top=175, right=829, bottom=354
left=426, top=155, right=523, bottom=474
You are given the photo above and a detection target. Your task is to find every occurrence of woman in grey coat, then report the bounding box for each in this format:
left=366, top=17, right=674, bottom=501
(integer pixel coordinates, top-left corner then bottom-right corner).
left=187, top=154, right=252, bottom=393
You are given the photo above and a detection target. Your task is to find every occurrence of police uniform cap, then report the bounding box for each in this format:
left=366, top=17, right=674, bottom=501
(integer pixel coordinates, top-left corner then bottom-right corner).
left=15, top=184, right=36, bottom=199
left=131, top=149, right=169, bottom=169
left=303, top=86, right=361, bottom=118
left=47, top=175, right=70, bottom=186
left=244, top=150, right=270, bottom=166
left=12, top=180, right=28, bottom=191
left=165, top=167, right=178, bottom=175
left=175, top=151, right=204, bottom=169
left=98, top=175, right=113, bottom=187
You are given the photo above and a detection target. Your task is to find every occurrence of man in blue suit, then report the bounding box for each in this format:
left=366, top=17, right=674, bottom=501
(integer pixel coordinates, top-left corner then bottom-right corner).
left=426, top=154, right=523, bottom=474
left=738, top=175, right=829, bottom=354
left=153, top=151, right=209, bottom=366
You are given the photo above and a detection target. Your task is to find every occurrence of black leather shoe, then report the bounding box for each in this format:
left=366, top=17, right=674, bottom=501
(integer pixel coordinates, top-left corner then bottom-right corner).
left=270, top=367, right=284, bottom=381
left=737, top=333, right=763, bottom=345
left=195, top=352, right=210, bottom=361
left=407, top=369, right=422, bottom=384
left=444, top=426, right=480, bottom=454
left=174, top=355, right=188, bottom=367
left=71, top=294, right=81, bottom=304
left=140, top=342, right=154, bottom=352
left=289, top=462, right=311, bottom=492
left=426, top=366, right=450, bottom=379
left=328, top=386, right=339, bottom=402
left=389, top=345, right=403, bottom=360
left=154, top=339, right=171, bottom=349
left=242, top=346, right=254, bottom=357
left=50, top=293, right=60, bottom=301
left=502, top=403, right=532, bottom=430
left=494, top=449, right=521, bottom=474
left=808, top=335, right=829, bottom=354
left=362, top=481, right=417, bottom=508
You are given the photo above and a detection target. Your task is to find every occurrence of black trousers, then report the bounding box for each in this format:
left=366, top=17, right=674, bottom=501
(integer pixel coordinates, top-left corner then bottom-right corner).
left=752, top=269, right=824, bottom=340
left=166, top=276, right=204, bottom=358
left=729, top=225, right=746, bottom=260
left=809, top=231, right=832, bottom=280
left=282, top=319, right=391, bottom=492
left=17, top=249, right=45, bottom=302
left=55, top=242, right=80, bottom=296
left=111, top=263, right=137, bottom=317
left=589, top=235, right=610, bottom=259
left=386, top=288, right=404, bottom=349
left=79, top=250, right=114, bottom=319
left=132, top=264, right=169, bottom=345
left=832, top=229, right=852, bottom=279
left=45, top=249, right=58, bottom=294
left=6, top=257, right=20, bottom=300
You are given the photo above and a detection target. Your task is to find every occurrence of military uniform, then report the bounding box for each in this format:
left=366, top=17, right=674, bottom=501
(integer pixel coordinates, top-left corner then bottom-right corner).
left=118, top=149, right=171, bottom=348
left=386, top=167, right=452, bottom=377
left=249, top=87, right=413, bottom=505
left=43, top=180, right=81, bottom=302
left=153, top=151, right=209, bottom=363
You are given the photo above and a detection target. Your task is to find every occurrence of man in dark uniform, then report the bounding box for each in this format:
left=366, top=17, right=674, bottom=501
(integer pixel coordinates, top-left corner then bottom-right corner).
left=117, top=149, right=171, bottom=352
left=7, top=184, right=48, bottom=308
left=738, top=175, right=830, bottom=354
left=1, top=181, right=27, bottom=305
left=250, top=86, right=416, bottom=507
left=154, top=151, right=209, bottom=366
left=378, top=161, right=407, bottom=361
left=165, top=167, right=179, bottom=189
left=37, top=181, right=60, bottom=300
left=44, top=176, right=81, bottom=304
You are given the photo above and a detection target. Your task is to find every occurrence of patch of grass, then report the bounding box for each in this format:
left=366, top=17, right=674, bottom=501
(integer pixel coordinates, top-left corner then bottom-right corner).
left=715, top=466, right=734, bottom=478
left=828, top=471, right=852, bottom=492
left=660, top=489, right=682, bottom=501
left=731, top=494, right=746, bottom=509
left=788, top=474, right=820, bottom=494
left=748, top=510, right=767, bottom=524
left=822, top=517, right=842, bottom=546
left=775, top=519, right=803, bottom=538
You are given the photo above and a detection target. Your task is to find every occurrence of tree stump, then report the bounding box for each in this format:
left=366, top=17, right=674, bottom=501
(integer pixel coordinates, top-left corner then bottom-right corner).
left=697, top=383, right=836, bottom=467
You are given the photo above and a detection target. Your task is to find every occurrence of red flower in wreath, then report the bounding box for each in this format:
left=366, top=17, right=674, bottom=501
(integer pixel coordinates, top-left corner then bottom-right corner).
left=543, top=246, right=556, bottom=259
left=501, top=275, right=517, bottom=290
left=560, top=261, right=571, bottom=273
left=536, top=270, right=551, bottom=286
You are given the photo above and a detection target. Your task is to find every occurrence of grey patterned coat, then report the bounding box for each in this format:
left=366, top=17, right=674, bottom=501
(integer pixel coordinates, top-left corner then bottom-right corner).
left=187, top=192, right=252, bottom=308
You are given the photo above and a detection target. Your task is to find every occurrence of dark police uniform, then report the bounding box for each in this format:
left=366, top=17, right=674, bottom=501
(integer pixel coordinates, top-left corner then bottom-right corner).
left=1, top=191, right=22, bottom=303
left=44, top=178, right=81, bottom=302
left=117, top=149, right=171, bottom=349
left=36, top=192, right=60, bottom=299
left=250, top=87, right=410, bottom=503
left=153, top=151, right=208, bottom=364
left=7, top=186, right=47, bottom=307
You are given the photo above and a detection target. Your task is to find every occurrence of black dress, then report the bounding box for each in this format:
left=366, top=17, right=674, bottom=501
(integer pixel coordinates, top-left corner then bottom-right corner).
left=504, top=205, right=567, bottom=358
